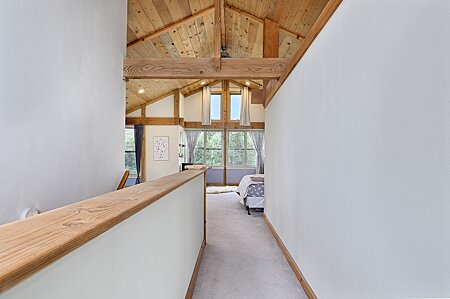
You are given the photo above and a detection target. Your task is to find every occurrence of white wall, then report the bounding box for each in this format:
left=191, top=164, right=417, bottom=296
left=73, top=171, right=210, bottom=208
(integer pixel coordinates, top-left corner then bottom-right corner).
left=184, top=92, right=203, bottom=121
left=146, top=125, right=182, bottom=181
left=0, top=0, right=127, bottom=224
left=146, top=94, right=174, bottom=117
left=126, top=110, right=141, bottom=117
left=2, top=175, right=204, bottom=299
left=265, top=1, right=450, bottom=298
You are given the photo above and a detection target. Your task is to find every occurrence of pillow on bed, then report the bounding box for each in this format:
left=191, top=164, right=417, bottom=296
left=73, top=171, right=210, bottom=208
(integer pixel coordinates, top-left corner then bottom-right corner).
left=250, top=176, right=264, bottom=182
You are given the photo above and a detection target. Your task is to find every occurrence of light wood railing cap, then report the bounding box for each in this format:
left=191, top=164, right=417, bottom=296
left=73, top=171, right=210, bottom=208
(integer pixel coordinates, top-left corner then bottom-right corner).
left=0, top=169, right=206, bottom=293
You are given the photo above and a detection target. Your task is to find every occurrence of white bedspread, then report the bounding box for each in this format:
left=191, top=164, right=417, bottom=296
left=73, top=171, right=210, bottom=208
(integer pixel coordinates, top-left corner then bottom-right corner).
left=237, top=174, right=264, bottom=205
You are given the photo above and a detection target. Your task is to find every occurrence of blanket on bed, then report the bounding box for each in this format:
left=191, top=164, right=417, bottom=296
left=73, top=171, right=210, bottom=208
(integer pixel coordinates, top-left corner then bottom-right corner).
left=237, top=174, right=264, bottom=205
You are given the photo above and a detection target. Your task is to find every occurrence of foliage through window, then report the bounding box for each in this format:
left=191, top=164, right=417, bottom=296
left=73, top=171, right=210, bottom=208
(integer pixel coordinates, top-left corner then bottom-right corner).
left=211, top=94, right=221, bottom=120
left=194, top=131, right=223, bottom=166
left=230, top=94, right=241, bottom=120
left=228, top=131, right=256, bottom=167
left=125, top=127, right=137, bottom=177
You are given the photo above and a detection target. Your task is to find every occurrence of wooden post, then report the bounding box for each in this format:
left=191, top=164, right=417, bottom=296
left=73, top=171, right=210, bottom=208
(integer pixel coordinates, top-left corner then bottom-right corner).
left=263, top=18, right=279, bottom=100
left=214, top=0, right=222, bottom=71
left=222, top=80, right=229, bottom=185
left=140, top=104, right=146, bottom=182
left=174, top=89, right=180, bottom=121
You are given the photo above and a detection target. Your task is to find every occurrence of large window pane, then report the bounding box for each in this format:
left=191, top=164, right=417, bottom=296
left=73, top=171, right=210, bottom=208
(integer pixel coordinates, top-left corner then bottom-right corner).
left=205, top=131, right=222, bottom=166
left=125, top=152, right=137, bottom=175
left=230, top=94, right=241, bottom=120
left=125, top=128, right=135, bottom=151
left=228, top=131, right=245, bottom=149
left=206, top=149, right=223, bottom=166
left=194, top=149, right=204, bottom=164
left=228, top=149, right=244, bottom=166
left=246, top=149, right=257, bottom=167
left=211, top=94, right=221, bottom=120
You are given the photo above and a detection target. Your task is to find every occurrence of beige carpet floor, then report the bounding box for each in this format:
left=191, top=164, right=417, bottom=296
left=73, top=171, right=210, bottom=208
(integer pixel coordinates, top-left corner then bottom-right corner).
left=192, top=192, right=307, bottom=299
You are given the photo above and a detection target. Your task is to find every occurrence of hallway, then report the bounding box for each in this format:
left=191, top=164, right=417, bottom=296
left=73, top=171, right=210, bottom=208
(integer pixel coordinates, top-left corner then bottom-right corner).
left=192, top=192, right=307, bottom=299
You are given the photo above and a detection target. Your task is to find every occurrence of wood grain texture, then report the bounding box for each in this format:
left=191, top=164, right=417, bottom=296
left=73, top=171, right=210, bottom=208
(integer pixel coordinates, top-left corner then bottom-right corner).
left=125, top=0, right=329, bottom=112
left=123, top=58, right=290, bottom=79
left=0, top=170, right=206, bottom=294
left=265, top=0, right=343, bottom=107
left=128, top=6, right=215, bottom=47
left=184, top=239, right=206, bottom=299
left=141, top=105, right=147, bottom=182
left=262, top=214, right=317, bottom=299
left=126, top=117, right=180, bottom=125
left=184, top=121, right=265, bottom=129
left=117, top=171, right=130, bottom=190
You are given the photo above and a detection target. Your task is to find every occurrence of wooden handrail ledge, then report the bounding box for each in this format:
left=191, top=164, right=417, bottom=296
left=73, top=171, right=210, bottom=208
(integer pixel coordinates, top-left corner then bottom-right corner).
left=0, top=170, right=206, bottom=293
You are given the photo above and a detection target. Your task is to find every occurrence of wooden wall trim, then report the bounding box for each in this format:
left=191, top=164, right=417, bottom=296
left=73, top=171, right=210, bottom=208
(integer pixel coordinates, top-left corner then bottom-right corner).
left=262, top=214, right=317, bottom=299
left=264, top=0, right=343, bottom=107
left=0, top=170, right=207, bottom=294
left=184, top=121, right=264, bottom=130
left=185, top=239, right=206, bottom=299
left=127, top=6, right=215, bottom=48
left=123, top=58, right=290, bottom=80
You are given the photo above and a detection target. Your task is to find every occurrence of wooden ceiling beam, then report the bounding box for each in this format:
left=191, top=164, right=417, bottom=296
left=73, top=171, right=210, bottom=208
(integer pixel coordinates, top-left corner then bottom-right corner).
left=214, top=0, right=222, bottom=70
left=123, top=58, right=290, bottom=79
left=127, top=5, right=215, bottom=48
left=224, top=5, right=306, bottom=40
left=264, top=0, right=343, bottom=107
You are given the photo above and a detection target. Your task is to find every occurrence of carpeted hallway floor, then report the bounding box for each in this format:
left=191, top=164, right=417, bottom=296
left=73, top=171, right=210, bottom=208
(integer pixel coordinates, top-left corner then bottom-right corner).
left=192, top=192, right=307, bottom=299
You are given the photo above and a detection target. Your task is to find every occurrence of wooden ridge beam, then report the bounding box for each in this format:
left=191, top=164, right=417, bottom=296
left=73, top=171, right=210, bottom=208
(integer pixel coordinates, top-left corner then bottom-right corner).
left=127, top=6, right=215, bottom=48
left=184, top=121, right=265, bottom=130
left=264, top=0, right=343, bottom=107
left=123, top=58, right=290, bottom=79
left=224, top=5, right=305, bottom=40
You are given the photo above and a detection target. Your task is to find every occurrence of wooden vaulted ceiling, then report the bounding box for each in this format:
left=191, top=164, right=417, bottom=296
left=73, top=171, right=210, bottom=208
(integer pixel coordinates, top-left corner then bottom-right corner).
left=126, top=0, right=329, bottom=112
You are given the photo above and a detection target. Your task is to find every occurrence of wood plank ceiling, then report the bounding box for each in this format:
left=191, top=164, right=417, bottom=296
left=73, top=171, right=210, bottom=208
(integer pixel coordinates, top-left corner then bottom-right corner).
left=126, top=0, right=329, bottom=112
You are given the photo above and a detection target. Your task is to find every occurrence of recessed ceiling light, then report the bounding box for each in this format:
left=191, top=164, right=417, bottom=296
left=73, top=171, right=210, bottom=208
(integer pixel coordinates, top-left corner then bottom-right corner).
left=201, top=81, right=206, bottom=85
left=138, top=89, right=145, bottom=94
left=245, top=81, right=250, bottom=86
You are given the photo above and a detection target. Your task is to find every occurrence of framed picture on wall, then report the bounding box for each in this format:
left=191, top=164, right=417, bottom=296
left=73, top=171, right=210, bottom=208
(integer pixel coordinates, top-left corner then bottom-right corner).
left=153, top=136, right=169, bottom=161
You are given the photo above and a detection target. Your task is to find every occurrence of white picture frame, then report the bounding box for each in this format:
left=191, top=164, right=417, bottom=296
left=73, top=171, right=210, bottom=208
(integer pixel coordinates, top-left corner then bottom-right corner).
left=153, top=136, right=169, bottom=161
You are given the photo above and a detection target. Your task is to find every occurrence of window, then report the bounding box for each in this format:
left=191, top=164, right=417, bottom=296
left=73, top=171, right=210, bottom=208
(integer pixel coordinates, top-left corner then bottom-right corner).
left=211, top=94, right=221, bottom=120
left=227, top=131, right=256, bottom=168
left=194, top=131, right=223, bottom=166
left=230, top=94, right=241, bottom=120
left=125, top=127, right=138, bottom=177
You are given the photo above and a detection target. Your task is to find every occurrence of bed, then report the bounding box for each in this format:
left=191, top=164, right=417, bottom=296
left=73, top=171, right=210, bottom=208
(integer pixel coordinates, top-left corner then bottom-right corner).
left=237, top=174, right=264, bottom=215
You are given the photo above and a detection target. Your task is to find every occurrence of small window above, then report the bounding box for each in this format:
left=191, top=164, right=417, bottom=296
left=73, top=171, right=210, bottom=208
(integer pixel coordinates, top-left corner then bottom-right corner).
left=211, top=94, right=221, bottom=120
left=230, top=94, right=241, bottom=120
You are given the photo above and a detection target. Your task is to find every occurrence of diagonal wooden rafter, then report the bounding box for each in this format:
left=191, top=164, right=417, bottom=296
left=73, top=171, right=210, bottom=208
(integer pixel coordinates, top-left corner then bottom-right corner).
left=127, top=90, right=175, bottom=114
left=264, top=0, right=343, bottom=107
left=224, top=4, right=306, bottom=40
left=127, top=5, right=215, bottom=48
left=123, top=58, right=290, bottom=79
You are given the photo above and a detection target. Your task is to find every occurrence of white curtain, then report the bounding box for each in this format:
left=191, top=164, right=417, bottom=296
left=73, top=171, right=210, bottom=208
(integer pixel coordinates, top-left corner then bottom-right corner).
left=202, top=86, right=211, bottom=125
left=249, top=130, right=265, bottom=174
left=185, top=130, right=201, bottom=163
left=240, top=86, right=251, bottom=126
